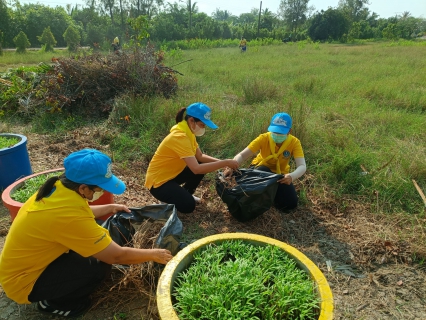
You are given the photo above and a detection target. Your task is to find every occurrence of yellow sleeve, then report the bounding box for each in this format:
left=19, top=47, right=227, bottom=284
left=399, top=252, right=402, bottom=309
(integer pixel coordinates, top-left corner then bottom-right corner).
left=247, top=133, right=268, bottom=154
left=54, top=217, right=112, bottom=257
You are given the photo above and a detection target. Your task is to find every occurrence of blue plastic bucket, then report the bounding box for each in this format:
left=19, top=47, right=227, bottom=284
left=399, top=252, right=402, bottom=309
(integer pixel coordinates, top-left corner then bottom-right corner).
left=0, top=133, right=32, bottom=190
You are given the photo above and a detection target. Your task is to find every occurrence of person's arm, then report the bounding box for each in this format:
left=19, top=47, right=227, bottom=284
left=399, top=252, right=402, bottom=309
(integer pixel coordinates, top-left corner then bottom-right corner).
left=92, top=241, right=172, bottom=265
left=278, top=157, right=306, bottom=185
left=223, top=147, right=256, bottom=176
left=90, top=204, right=131, bottom=218
left=194, top=148, right=220, bottom=163
left=183, top=156, right=238, bottom=175
left=233, top=147, right=256, bottom=165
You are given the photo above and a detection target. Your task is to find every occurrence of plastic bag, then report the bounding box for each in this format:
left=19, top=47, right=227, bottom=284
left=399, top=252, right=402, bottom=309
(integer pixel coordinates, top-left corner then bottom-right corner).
left=101, top=204, right=184, bottom=255
left=215, top=168, right=283, bottom=222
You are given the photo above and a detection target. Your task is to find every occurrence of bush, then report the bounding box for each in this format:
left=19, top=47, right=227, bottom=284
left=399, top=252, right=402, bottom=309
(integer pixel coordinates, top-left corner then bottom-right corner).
left=13, top=31, right=31, bottom=53
left=37, top=26, right=57, bottom=52
left=63, top=25, right=81, bottom=52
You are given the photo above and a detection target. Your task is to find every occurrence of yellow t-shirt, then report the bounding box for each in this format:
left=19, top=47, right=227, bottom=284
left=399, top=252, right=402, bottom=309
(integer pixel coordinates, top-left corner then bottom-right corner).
left=0, top=181, right=112, bottom=304
left=240, top=39, right=247, bottom=46
left=145, top=120, right=198, bottom=189
left=248, top=132, right=304, bottom=174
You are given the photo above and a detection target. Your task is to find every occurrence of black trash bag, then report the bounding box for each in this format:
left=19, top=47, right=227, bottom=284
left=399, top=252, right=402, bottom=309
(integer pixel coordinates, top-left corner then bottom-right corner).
left=215, top=168, right=283, bottom=222
left=101, top=204, right=184, bottom=256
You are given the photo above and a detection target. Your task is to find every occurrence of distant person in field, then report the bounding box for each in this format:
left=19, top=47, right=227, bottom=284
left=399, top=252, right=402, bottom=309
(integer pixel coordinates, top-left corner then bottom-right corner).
left=239, top=37, right=247, bottom=52
left=144, top=102, right=239, bottom=214
left=225, top=113, right=306, bottom=212
left=112, top=36, right=120, bottom=53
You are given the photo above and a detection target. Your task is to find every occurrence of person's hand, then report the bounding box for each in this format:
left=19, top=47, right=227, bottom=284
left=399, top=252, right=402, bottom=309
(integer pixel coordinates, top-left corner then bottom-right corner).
left=226, top=159, right=239, bottom=170
left=278, top=174, right=293, bottom=185
left=153, top=249, right=173, bottom=264
left=223, top=167, right=233, bottom=177
left=111, top=204, right=131, bottom=214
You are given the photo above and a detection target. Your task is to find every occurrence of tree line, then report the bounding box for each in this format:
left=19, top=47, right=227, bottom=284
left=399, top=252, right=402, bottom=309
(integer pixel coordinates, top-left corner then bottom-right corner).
left=0, top=0, right=425, bottom=52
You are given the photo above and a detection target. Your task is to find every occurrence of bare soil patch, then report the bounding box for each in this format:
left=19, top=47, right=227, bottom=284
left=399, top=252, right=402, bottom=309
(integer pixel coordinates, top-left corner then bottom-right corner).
left=0, top=127, right=425, bottom=320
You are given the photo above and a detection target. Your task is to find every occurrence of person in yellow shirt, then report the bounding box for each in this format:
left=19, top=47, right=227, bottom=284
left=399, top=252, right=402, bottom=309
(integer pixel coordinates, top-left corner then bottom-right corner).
left=0, top=149, right=172, bottom=318
left=145, top=102, right=239, bottom=213
left=239, top=37, right=247, bottom=52
left=112, top=36, right=120, bottom=53
left=228, top=113, right=306, bottom=212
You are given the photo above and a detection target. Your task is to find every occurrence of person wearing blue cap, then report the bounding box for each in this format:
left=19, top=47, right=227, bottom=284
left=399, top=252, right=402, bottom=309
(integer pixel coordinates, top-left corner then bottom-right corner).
left=145, top=102, right=239, bottom=213
left=226, top=113, right=306, bottom=212
left=0, top=149, right=173, bottom=318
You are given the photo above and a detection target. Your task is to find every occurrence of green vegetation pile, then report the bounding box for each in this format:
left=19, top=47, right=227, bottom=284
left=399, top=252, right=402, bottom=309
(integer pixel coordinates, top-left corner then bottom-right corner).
left=0, top=136, right=19, bottom=149
left=0, top=45, right=180, bottom=117
left=10, top=172, right=60, bottom=203
left=173, top=240, right=320, bottom=319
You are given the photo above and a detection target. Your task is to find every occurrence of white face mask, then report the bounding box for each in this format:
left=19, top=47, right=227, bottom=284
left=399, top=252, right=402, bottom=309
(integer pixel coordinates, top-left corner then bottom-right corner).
left=88, top=190, right=104, bottom=202
left=193, top=124, right=206, bottom=137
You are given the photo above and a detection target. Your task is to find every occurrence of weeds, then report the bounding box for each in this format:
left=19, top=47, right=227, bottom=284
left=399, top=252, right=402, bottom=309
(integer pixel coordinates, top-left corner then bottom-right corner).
left=242, top=78, right=278, bottom=104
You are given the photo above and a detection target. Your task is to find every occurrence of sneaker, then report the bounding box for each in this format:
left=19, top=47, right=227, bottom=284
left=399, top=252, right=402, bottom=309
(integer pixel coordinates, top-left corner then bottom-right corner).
left=192, top=195, right=201, bottom=203
left=37, top=299, right=91, bottom=318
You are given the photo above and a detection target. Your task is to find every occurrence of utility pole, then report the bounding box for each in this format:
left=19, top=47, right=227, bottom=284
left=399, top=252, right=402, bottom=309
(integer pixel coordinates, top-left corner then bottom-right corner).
left=257, top=1, right=262, bottom=38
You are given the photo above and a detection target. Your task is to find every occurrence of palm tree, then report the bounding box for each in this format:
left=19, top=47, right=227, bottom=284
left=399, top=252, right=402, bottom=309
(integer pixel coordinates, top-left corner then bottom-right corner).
left=179, top=0, right=197, bottom=29
left=401, top=11, right=411, bottom=20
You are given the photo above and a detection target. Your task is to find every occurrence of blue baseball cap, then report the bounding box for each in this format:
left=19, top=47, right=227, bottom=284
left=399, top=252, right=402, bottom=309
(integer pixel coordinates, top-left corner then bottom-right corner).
left=186, top=102, right=218, bottom=129
left=268, top=113, right=292, bottom=134
left=63, top=149, right=126, bottom=195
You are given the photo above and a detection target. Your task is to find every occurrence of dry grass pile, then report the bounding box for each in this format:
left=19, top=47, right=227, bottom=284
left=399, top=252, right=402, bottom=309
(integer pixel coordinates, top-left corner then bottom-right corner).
left=91, top=219, right=165, bottom=317
left=12, top=45, right=180, bottom=116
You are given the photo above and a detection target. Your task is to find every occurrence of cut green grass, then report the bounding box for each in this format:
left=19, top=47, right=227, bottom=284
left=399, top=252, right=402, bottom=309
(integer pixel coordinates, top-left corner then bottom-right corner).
left=0, top=137, right=19, bottom=149
left=173, top=240, right=320, bottom=320
left=11, top=172, right=62, bottom=203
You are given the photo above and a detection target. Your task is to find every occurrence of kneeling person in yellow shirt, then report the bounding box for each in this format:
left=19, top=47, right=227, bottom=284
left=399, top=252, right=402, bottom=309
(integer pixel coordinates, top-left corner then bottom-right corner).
left=228, top=112, right=306, bottom=212
left=145, top=102, right=239, bottom=213
left=0, top=149, right=172, bottom=318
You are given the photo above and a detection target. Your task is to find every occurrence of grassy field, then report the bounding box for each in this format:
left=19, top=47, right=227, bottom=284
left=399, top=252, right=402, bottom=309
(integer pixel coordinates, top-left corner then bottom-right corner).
left=109, top=41, right=426, bottom=215
left=2, top=40, right=426, bottom=215
left=0, top=49, right=85, bottom=72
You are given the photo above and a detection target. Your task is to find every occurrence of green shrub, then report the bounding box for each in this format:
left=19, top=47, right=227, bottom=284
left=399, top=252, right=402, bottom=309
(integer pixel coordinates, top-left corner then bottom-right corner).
left=13, top=31, right=31, bottom=53
left=37, top=26, right=57, bottom=52
left=63, top=25, right=80, bottom=52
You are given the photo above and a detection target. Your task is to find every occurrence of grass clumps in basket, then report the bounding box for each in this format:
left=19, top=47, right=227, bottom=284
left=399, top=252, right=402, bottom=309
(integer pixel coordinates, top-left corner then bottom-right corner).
left=11, top=172, right=60, bottom=203
left=173, top=240, right=320, bottom=320
left=0, top=137, right=19, bottom=149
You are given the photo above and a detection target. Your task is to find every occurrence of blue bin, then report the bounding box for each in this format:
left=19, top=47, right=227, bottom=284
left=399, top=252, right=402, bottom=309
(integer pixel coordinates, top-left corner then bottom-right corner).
left=0, top=133, right=33, bottom=190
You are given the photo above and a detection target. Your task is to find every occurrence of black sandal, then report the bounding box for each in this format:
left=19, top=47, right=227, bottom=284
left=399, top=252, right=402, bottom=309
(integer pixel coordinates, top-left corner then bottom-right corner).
left=36, top=299, right=91, bottom=318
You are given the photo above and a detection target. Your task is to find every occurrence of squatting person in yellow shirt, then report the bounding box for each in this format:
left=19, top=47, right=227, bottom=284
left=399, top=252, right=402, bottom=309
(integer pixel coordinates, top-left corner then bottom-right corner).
left=145, top=102, right=239, bottom=213
left=228, top=112, right=306, bottom=211
left=0, top=149, right=172, bottom=318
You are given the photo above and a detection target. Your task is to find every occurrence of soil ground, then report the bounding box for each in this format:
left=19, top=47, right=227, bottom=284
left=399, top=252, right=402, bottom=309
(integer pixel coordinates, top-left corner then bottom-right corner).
left=0, top=127, right=425, bottom=320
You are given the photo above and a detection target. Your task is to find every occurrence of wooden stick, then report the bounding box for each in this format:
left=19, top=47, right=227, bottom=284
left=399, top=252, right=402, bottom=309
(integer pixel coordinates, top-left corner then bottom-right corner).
left=412, top=179, right=426, bottom=207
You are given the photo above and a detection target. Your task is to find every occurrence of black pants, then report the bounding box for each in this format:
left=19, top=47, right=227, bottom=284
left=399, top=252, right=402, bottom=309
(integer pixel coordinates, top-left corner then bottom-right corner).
left=149, top=166, right=204, bottom=213
left=28, top=250, right=111, bottom=309
left=254, top=166, right=298, bottom=211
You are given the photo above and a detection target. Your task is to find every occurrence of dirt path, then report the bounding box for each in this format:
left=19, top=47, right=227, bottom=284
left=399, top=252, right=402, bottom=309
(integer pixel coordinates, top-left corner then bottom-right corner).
left=0, top=128, right=425, bottom=319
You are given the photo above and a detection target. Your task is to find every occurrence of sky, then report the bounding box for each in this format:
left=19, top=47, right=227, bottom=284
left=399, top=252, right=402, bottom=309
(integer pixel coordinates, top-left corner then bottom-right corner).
left=18, top=0, right=426, bottom=19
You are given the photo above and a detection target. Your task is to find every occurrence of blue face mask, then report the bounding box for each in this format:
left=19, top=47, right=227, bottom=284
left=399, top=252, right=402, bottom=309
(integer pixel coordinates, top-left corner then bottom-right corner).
left=271, top=133, right=287, bottom=144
